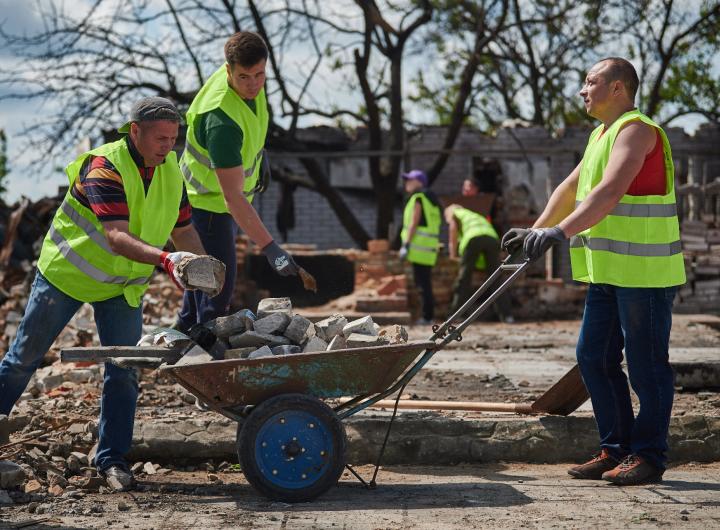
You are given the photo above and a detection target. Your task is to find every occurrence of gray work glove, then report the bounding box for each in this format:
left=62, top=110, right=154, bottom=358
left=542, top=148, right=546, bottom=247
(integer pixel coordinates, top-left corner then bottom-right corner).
left=501, top=228, right=532, bottom=252
left=262, top=241, right=299, bottom=276
left=398, top=243, right=409, bottom=260
left=523, top=226, right=567, bottom=261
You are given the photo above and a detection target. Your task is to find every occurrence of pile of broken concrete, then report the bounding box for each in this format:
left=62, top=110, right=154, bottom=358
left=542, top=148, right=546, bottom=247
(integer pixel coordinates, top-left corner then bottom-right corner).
left=178, top=297, right=409, bottom=364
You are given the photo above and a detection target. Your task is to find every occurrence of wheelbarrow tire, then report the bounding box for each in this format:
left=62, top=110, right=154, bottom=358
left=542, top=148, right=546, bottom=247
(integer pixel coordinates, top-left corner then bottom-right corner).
left=237, top=393, right=346, bottom=503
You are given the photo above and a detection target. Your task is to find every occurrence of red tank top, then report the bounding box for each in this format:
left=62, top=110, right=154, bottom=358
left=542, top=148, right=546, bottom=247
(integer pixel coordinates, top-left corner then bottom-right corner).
left=626, top=129, right=665, bottom=196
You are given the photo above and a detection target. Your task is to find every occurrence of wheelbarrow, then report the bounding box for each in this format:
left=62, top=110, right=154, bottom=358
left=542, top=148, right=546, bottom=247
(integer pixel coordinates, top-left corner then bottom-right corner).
left=60, top=252, right=588, bottom=502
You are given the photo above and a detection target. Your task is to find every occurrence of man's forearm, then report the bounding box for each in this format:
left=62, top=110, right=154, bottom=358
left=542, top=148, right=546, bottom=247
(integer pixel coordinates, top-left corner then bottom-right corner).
left=227, top=196, right=273, bottom=249
left=171, top=226, right=206, bottom=255
left=106, top=230, right=163, bottom=265
left=533, top=179, right=578, bottom=229
left=558, top=184, right=625, bottom=237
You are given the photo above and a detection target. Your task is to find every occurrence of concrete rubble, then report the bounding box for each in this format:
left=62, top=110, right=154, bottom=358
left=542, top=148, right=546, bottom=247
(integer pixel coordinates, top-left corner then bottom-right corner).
left=175, top=254, right=226, bottom=297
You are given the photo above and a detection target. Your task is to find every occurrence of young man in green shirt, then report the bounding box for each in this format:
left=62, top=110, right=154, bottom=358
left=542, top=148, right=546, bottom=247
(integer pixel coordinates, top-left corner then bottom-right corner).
left=177, top=32, right=299, bottom=330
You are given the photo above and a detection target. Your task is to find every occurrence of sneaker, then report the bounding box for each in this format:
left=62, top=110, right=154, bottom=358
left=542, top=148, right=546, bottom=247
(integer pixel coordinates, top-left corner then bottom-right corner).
left=568, top=449, right=620, bottom=480
left=602, top=454, right=664, bottom=485
left=101, top=465, right=136, bottom=492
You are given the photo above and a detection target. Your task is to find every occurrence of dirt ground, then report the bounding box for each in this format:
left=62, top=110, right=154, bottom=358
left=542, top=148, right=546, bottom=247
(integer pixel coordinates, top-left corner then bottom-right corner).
left=2, top=463, right=719, bottom=529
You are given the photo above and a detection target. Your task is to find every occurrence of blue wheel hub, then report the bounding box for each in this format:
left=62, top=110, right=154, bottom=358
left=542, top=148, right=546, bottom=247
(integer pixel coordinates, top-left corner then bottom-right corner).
left=254, top=409, right=335, bottom=490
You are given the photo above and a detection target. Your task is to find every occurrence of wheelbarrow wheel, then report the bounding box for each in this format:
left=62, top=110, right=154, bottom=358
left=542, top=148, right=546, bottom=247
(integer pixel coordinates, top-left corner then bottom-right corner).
left=237, top=393, right=346, bottom=503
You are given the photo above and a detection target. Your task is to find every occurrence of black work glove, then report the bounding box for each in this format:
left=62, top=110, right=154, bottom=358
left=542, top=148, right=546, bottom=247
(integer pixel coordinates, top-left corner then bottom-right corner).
left=262, top=241, right=299, bottom=276
left=501, top=228, right=532, bottom=252
left=523, top=226, right=567, bottom=261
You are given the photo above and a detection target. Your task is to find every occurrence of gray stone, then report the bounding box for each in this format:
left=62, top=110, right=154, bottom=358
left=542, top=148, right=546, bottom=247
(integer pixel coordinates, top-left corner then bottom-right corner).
left=70, top=452, right=88, bottom=466
left=37, top=373, right=64, bottom=393
left=326, top=335, right=347, bottom=351
left=248, top=346, right=274, bottom=359
left=378, top=325, right=408, bottom=344
left=252, top=312, right=291, bottom=336
left=342, top=316, right=378, bottom=338
left=271, top=345, right=302, bottom=355
left=284, top=315, right=316, bottom=344
left=174, top=345, right=214, bottom=366
left=0, top=460, right=26, bottom=489
left=303, top=336, right=328, bottom=353
left=223, top=347, right=256, bottom=360
left=211, top=309, right=256, bottom=339
left=0, top=489, right=13, bottom=505
left=345, top=333, right=387, bottom=348
left=65, top=369, right=96, bottom=384
left=228, top=331, right=290, bottom=349
left=314, top=314, right=347, bottom=342
left=257, top=298, right=292, bottom=319
left=0, top=415, right=8, bottom=445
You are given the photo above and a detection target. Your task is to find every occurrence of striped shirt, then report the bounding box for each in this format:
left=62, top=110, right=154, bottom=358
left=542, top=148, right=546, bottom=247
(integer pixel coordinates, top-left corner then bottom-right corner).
left=70, top=137, right=192, bottom=227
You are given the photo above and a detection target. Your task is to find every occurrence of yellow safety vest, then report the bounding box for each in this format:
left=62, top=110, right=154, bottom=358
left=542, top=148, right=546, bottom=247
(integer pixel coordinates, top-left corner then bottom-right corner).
left=401, top=192, right=441, bottom=266
left=37, top=139, right=183, bottom=307
left=181, top=64, right=269, bottom=212
left=570, top=109, right=686, bottom=287
left=454, top=207, right=499, bottom=270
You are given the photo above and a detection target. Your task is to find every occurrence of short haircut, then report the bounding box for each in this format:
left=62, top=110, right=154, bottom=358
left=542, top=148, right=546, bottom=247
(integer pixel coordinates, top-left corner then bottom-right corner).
left=597, top=57, right=639, bottom=101
left=224, top=32, right=268, bottom=68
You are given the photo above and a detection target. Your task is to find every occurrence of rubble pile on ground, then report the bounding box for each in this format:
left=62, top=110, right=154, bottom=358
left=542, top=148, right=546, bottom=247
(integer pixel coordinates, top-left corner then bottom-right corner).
left=180, top=297, right=409, bottom=363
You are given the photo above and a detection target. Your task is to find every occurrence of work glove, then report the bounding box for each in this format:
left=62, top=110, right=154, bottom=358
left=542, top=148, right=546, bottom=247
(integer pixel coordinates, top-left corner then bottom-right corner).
left=262, top=241, right=299, bottom=277
left=160, top=251, right=196, bottom=290
left=398, top=243, right=409, bottom=260
left=501, top=228, right=532, bottom=252
left=523, top=226, right=567, bottom=261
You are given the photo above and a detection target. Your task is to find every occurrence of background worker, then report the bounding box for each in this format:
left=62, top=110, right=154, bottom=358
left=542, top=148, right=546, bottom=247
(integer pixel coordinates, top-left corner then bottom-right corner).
left=0, top=97, right=206, bottom=491
left=503, top=57, right=685, bottom=485
left=176, top=31, right=298, bottom=331
left=446, top=177, right=513, bottom=322
left=399, top=169, right=442, bottom=325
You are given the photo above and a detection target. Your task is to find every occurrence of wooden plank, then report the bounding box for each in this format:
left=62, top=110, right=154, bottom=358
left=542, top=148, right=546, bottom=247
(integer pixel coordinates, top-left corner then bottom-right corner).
left=61, top=346, right=181, bottom=363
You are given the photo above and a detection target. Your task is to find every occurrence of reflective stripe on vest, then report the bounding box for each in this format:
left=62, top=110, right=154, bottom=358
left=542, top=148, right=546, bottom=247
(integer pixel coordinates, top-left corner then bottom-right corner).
left=60, top=201, right=116, bottom=255
left=576, top=200, right=677, bottom=218
left=181, top=147, right=264, bottom=199
left=569, top=109, right=686, bottom=287
left=569, top=235, right=682, bottom=257
left=48, top=224, right=149, bottom=285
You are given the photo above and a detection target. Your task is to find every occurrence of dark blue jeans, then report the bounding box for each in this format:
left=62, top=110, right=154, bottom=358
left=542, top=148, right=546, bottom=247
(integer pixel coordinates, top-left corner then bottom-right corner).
left=177, top=208, right=238, bottom=329
left=576, top=283, right=677, bottom=470
left=0, top=272, right=142, bottom=471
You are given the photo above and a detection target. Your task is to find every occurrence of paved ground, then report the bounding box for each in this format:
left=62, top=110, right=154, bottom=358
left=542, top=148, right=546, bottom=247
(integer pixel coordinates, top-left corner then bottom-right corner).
left=1, top=463, right=719, bottom=529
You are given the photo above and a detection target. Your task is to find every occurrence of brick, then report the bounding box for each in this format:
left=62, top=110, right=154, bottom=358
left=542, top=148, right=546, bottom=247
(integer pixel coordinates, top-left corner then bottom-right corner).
left=303, top=336, right=328, bottom=353
left=257, top=298, right=292, bottom=319
left=0, top=460, right=26, bottom=489
left=326, top=335, right=347, bottom=351
left=271, top=345, right=302, bottom=355
left=211, top=309, right=256, bottom=339
left=228, top=331, right=290, bottom=349
left=314, top=314, right=348, bottom=342
left=248, top=346, right=274, bottom=359
left=284, top=315, right=316, bottom=344
left=345, top=333, right=387, bottom=348
left=342, top=316, right=377, bottom=338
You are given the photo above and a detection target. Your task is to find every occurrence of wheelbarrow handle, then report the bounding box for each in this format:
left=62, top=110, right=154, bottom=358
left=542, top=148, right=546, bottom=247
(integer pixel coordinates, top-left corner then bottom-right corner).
left=429, top=249, right=530, bottom=346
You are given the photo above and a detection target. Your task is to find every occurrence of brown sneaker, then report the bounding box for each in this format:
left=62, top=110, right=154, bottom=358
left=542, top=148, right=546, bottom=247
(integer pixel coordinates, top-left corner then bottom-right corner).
left=568, top=449, right=620, bottom=480
left=602, top=454, right=664, bottom=485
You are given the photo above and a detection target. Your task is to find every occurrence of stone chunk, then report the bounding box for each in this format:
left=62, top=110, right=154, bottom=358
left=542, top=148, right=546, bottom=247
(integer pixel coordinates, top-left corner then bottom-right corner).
left=223, top=347, right=256, bottom=360
left=24, top=480, right=43, bottom=494
left=211, top=309, right=256, bottom=339
left=174, top=345, right=214, bottom=366
left=143, top=462, right=156, bottom=475
left=176, top=254, right=226, bottom=297
left=228, top=331, right=290, bottom=349
left=248, top=346, right=274, bottom=359
left=0, top=415, right=8, bottom=445
left=284, top=315, right=316, bottom=344
left=257, top=298, right=292, bottom=319
left=0, top=489, right=12, bottom=505
left=252, top=312, right=291, bottom=336
left=303, top=336, right=328, bottom=353
left=271, top=345, right=302, bottom=355
left=342, top=316, right=378, bottom=338
left=326, top=335, right=347, bottom=351
left=345, top=333, right=387, bottom=348
left=0, top=460, right=26, bottom=489
left=314, top=314, right=347, bottom=342
left=378, top=325, right=408, bottom=344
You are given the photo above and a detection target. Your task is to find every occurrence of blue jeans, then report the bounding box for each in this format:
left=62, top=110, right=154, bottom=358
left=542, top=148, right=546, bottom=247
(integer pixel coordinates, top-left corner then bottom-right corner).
left=0, top=272, right=142, bottom=471
left=576, top=283, right=677, bottom=470
left=177, top=208, right=238, bottom=329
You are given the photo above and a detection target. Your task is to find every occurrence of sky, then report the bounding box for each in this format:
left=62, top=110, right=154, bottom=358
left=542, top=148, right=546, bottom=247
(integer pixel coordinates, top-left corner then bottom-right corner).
left=0, top=0, right=712, bottom=203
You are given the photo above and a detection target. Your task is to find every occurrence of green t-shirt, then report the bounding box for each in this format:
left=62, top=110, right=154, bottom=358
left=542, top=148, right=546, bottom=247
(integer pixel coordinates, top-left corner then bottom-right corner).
left=193, top=99, right=256, bottom=169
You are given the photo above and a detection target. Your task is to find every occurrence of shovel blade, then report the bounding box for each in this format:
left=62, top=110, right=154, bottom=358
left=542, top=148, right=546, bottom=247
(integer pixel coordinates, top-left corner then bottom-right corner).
left=531, top=364, right=589, bottom=416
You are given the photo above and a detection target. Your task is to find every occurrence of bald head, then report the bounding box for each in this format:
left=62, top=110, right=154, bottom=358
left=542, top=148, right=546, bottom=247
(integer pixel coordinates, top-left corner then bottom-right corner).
left=595, top=57, right=639, bottom=102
